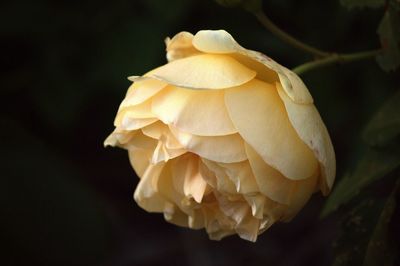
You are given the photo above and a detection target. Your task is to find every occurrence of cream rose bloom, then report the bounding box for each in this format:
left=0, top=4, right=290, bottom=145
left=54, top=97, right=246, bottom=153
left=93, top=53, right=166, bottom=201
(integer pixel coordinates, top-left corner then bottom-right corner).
left=105, top=30, right=335, bottom=242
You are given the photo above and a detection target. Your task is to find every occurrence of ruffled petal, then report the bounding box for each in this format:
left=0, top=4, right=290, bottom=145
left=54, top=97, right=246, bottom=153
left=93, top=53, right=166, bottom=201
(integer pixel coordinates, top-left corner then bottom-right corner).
left=165, top=31, right=201, bottom=62
left=151, top=140, right=186, bottom=164
left=215, top=193, right=260, bottom=242
left=141, top=122, right=187, bottom=163
left=152, top=86, right=237, bottom=136
left=225, top=79, right=319, bottom=180
left=201, top=159, right=237, bottom=194
left=171, top=154, right=208, bottom=203
left=148, top=54, right=256, bottom=89
left=210, top=161, right=259, bottom=194
left=244, top=194, right=265, bottom=219
left=141, top=121, right=182, bottom=149
left=277, top=84, right=336, bottom=192
left=169, top=126, right=246, bottom=163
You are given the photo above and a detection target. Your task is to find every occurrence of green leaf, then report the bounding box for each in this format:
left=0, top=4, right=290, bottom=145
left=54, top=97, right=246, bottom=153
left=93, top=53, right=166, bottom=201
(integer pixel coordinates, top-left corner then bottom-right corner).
left=332, top=182, right=399, bottom=266
left=321, top=149, right=400, bottom=217
left=340, top=0, right=385, bottom=9
left=376, top=3, right=400, bottom=71
left=363, top=90, right=400, bottom=148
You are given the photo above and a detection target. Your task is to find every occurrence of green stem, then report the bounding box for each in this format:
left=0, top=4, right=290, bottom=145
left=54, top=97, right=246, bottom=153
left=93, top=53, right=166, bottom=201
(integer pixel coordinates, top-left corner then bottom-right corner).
left=253, top=10, right=330, bottom=58
left=292, top=50, right=381, bottom=75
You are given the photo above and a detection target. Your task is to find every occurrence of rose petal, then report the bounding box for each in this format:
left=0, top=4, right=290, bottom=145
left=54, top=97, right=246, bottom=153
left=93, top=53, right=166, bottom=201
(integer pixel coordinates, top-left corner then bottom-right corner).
left=244, top=194, right=265, bottom=219
left=192, top=30, right=312, bottom=103
left=120, top=79, right=167, bottom=108
left=225, top=79, right=319, bottom=180
left=148, top=54, right=256, bottom=89
left=215, top=193, right=260, bottom=242
left=133, top=162, right=166, bottom=212
left=201, top=159, right=237, bottom=194
left=152, top=86, right=237, bottom=136
left=151, top=140, right=186, bottom=164
left=115, top=99, right=158, bottom=130
left=163, top=202, right=189, bottom=227
left=211, top=160, right=259, bottom=194
left=277, top=84, right=336, bottom=192
left=171, top=154, right=208, bottom=203
left=169, top=125, right=246, bottom=163
left=192, top=29, right=241, bottom=54
left=104, top=129, right=137, bottom=147
left=245, top=143, right=316, bottom=204
left=165, top=31, right=201, bottom=62
left=142, top=121, right=183, bottom=149
left=128, top=147, right=153, bottom=177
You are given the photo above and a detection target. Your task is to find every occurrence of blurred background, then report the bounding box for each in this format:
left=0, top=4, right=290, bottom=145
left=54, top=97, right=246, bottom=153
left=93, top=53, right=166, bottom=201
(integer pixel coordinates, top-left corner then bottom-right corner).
left=1, top=0, right=399, bottom=265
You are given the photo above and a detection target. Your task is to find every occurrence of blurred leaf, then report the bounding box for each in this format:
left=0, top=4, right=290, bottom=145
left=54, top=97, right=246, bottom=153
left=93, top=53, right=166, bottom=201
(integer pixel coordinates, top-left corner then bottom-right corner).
left=332, top=182, right=399, bottom=266
left=377, top=2, right=400, bottom=71
left=322, top=149, right=400, bottom=217
left=363, top=181, right=398, bottom=266
left=363, top=90, right=400, bottom=148
left=340, top=0, right=384, bottom=9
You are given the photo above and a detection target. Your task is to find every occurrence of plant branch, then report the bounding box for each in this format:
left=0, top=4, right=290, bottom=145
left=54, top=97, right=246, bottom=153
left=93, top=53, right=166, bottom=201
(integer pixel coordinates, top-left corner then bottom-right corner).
left=292, top=50, right=382, bottom=75
left=253, top=10, right=331, bottom=58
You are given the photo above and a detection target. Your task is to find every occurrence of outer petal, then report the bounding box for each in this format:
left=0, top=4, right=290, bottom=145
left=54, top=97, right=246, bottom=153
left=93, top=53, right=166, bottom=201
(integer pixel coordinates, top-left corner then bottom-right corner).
left=277, top=84, right=336, bottom=192
left=245, top=143, right=317, bottom=205
left=104, top=129, right=136, bottom=147
left=152, top=86, right=237, bottom=136
left=225, top=79, right=319, bottom=180
left=133, top=162, right=166, bottom=213
left=115, top=99, right=158, bottom=131
left=120, top=78, right=167, bottom=108
left=148, top=54, right=256, bottom=89
left=165, top=31, right=201, bottom=62
left=128, top=147, right=153, bottom=177
left=169, top=126, right=247, bottom=163
left=192, top=30, right=312, bottom=103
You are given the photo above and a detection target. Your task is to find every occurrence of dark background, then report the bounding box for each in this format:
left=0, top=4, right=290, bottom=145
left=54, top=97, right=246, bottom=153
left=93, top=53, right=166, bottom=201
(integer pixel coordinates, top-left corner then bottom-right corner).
left=1, top=0, right=399, bottom=265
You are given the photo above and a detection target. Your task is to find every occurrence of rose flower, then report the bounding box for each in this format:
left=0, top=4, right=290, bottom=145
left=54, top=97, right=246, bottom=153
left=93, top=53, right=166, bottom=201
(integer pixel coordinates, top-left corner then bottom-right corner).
left=105, top=30, right=336, bottom=242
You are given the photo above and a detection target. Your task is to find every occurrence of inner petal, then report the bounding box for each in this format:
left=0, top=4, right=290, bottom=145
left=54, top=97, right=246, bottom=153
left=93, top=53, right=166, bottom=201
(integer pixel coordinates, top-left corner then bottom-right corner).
left=245, top=143, right=313, bottom=205
left=169, top=125, right=246, bottom=163
left=171, top=154, right=208, bottom=203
